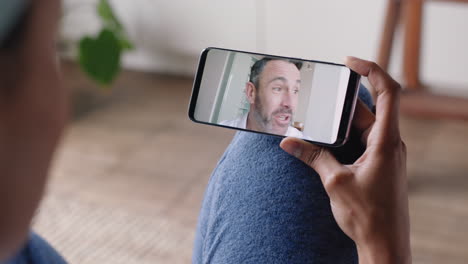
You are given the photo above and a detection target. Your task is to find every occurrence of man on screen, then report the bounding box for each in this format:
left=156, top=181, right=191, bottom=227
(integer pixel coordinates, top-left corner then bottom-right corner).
left=220, top=58, right=305, bottom=138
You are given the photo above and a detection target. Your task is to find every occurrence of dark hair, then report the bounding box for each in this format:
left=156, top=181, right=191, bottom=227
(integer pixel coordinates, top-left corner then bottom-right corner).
left=249, top=57, right=303, bottom=89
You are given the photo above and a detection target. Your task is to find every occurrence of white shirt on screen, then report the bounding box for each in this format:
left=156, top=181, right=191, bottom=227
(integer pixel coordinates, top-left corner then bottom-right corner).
left=220, top=113, right=305, bottom=138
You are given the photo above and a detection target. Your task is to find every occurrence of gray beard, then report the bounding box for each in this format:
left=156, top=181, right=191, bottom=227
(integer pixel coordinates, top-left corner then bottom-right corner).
left=251, top=96, right=292, bottom=134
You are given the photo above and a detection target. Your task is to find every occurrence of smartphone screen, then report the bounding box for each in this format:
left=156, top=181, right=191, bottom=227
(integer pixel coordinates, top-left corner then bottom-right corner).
left=189, top=47, right=360, bottom=147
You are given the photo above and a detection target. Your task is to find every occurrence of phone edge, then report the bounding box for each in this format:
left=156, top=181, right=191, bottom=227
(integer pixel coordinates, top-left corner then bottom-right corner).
left=188, top=47, right=361, bottom=148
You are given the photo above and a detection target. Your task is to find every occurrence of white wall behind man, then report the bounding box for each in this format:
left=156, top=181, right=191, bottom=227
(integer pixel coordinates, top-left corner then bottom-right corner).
left=194, top=49, right=229, bottom=122
left=61, top=0, right=468, bottom=96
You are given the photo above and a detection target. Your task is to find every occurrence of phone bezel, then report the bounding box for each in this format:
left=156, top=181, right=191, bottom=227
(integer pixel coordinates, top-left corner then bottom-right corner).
left=188, top=47, right=361, bottom=147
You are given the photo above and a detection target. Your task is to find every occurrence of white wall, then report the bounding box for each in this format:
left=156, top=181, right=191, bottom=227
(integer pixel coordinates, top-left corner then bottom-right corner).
left=295, top=63, right=315, bottom=124
left=215, top=53, right=253, bottom=123
left=194, top=49, right=229, bottom=122
left=61, top=0, right=468, bottom=96
left=305, top=64, right=343, bottom=143
left=61, top=0, right=258, bottom=75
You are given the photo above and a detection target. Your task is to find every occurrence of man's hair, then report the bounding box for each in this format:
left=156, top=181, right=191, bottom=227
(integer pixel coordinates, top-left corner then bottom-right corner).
left=249, top=58, right=303, bottom=90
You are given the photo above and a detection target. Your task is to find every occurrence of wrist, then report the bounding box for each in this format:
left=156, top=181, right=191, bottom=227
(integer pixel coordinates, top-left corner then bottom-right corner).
left=357, top=237, right=411, bottom=264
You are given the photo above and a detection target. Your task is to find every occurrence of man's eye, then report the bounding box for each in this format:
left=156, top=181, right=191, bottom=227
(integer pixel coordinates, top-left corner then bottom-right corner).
left=293, top=89, right=299, bottom=94
left=273, top=87, right=282, bottom=92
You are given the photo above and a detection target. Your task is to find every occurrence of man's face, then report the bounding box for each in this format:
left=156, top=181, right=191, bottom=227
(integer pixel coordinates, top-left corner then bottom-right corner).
left=250, top=60, right=301, bottom=135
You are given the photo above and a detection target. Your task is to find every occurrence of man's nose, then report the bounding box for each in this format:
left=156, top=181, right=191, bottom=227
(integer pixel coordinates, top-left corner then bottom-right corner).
left=281, top=90, right=292, bottom=108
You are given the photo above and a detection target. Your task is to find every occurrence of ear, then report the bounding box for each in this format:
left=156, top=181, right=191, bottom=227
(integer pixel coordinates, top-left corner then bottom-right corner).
left=245, top=82, right=256, bottom=104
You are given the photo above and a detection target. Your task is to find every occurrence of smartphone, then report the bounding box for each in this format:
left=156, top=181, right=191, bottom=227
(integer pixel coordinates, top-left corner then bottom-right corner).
left=0, top=0, right=29, bottom=47
left=188, top=47, right=361, bottom=147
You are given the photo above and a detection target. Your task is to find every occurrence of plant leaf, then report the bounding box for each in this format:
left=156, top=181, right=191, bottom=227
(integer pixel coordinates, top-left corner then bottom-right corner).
left=78, top=29, right=121, bottom=86
left=97, top=0, right=123, bottom=31
left=97, top=0, right=134, bottom=51
left=117, top=34, right=134, bottom=50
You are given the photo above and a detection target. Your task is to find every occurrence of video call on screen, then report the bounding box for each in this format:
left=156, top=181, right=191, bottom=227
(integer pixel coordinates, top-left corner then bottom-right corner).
left=194, top=49, right=351, bottom=144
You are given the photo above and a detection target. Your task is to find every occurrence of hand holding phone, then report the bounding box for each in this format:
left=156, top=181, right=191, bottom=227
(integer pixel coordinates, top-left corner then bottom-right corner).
left=280, top=57, right=411, bottom=264
left=189, top=48, right=361, bottom=147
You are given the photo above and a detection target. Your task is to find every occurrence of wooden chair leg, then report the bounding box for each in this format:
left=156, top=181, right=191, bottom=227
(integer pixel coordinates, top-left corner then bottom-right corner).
left=403, top=0, right=423, bottom=90
left=377, top=0, right=403, bottom=71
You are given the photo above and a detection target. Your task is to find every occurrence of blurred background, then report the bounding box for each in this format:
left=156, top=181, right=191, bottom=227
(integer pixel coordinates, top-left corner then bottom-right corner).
left=32, top=0, right=468, bottom=263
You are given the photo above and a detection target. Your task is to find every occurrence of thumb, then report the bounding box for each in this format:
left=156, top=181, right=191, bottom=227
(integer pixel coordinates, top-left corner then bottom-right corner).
left=280, top=137, right=347, bottom=190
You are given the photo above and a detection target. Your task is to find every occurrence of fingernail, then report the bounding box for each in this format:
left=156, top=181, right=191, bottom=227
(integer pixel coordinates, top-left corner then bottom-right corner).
left=281, top=140, right=302, bottom=158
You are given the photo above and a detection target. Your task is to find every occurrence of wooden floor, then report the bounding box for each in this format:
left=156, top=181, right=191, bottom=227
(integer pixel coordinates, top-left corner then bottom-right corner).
left=32, top=63, right=468, bottom=263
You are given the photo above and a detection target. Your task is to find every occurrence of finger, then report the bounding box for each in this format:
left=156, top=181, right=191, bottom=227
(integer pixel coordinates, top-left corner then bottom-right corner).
left=280, top=137, right=347, bottom=189
left=345, top=56, right=401, bottom=145
left=352, top=98, right=375, bottom=145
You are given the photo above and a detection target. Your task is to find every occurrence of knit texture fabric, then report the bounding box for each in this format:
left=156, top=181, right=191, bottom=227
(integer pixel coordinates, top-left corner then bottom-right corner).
left=193, top=85, right=373, bottom=264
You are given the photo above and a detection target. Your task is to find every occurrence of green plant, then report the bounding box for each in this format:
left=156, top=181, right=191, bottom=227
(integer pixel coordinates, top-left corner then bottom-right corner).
left=78, top=0, right=134, bottom=87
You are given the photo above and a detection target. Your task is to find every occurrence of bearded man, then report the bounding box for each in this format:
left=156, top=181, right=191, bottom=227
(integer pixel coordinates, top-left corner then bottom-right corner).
left=220, top=58, right=304, bottom=138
